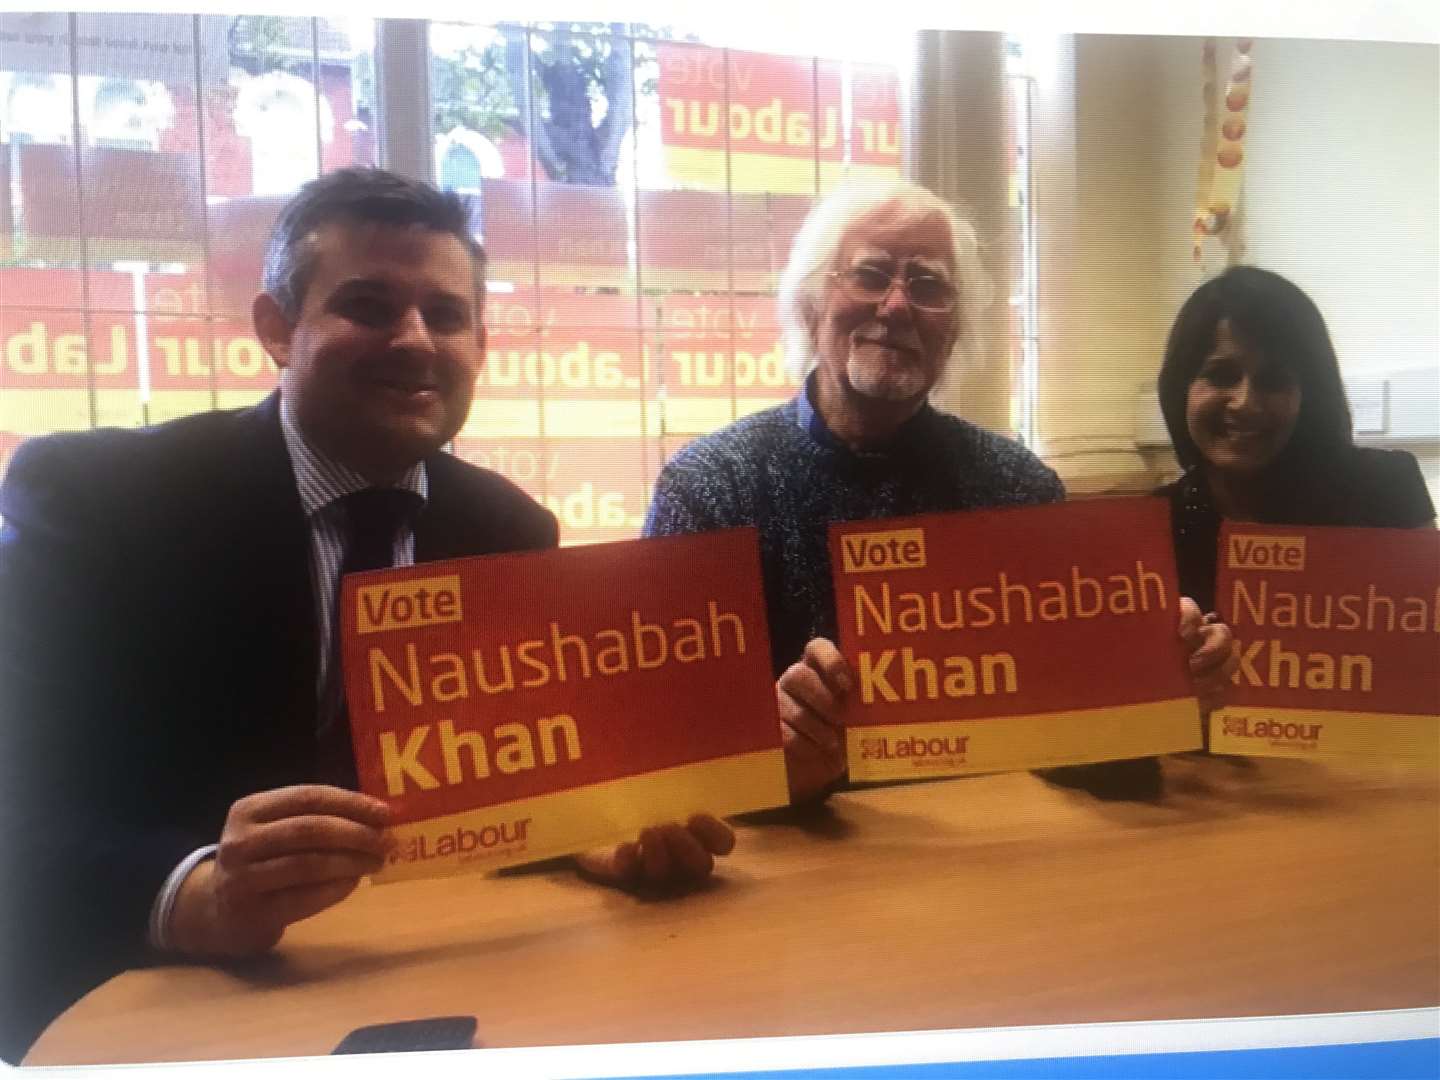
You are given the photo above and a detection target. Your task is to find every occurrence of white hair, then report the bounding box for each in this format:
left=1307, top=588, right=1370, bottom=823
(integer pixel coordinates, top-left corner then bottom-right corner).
left=777, top=179, right=992, bottom=383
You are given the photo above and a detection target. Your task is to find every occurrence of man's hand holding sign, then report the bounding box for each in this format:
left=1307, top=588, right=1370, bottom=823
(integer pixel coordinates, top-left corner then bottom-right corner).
left=340, top=528, right=788, bottom=882
left=170, top=787, right=393, bottom=958
left=777, top=638, right=854, bottom=803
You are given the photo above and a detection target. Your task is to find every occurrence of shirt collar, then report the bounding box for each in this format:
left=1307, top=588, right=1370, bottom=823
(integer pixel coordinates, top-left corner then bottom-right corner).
left=794, top=372, right=842, bottom=449
left=279, top=398, right=428, bottom=516
left=793, top=372, right=938, bottom=457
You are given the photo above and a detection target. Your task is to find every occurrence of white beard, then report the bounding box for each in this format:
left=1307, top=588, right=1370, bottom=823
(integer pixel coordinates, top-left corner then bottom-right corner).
left=845, top=342, right=931, bottom=402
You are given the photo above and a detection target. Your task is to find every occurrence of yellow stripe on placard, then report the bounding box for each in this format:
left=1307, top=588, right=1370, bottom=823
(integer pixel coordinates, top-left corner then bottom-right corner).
left=216, top=389, right=272, bottom=410
left=1209, top=706, right=1439, bottom=765
left=734, top=396, right=790, bottom=418
left=846, top=698, right=1200, bottom=781
left=94, top=391, right=144, bottom=429
left=461, top=399, right=542, bottom=438
left=543, top=400, right=657, bottom=438
left=0, top=389, right=93, bottom=434
left=728, top=152, right=829, bottom=194
left=662, top=147, right=818, bottom=195
left=662, top=148, right=901, bottom=197
left=662, top=397, right=738, bottom=434
left=374, top=748, right=789, bottom=884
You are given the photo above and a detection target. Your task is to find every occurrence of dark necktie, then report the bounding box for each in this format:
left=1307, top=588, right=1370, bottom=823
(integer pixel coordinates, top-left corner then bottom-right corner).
left=318, top=487, right=423, bottom=788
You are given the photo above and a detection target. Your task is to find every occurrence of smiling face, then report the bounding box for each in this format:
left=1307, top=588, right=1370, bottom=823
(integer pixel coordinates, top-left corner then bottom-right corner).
left=811, top=203, right=959, bottom=411
left=256, top=220, right=485, bottom=482
left=1185, top=319, right=1302, bottom=475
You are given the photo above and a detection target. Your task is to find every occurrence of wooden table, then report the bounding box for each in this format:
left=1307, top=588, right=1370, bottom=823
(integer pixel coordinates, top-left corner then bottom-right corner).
left=27, top=755, right=1440, bottom=1066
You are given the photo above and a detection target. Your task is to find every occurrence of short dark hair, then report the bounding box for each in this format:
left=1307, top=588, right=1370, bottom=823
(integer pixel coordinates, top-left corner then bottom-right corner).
left=262, top=167, right=486, bottom=320
left=1158, top=265, right=1353, bottom=472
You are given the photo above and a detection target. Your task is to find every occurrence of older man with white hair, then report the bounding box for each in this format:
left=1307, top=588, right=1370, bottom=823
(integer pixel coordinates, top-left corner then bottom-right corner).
left=644, top=181, right=1236, bottom=802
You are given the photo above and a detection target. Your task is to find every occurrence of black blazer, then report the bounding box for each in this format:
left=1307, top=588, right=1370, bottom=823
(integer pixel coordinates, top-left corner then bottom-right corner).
left=0, top=394, right=557, bottom=1062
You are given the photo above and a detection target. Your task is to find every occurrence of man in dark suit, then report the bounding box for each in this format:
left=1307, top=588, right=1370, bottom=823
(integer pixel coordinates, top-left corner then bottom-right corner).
left=0, top=168, right=733, bottom=1063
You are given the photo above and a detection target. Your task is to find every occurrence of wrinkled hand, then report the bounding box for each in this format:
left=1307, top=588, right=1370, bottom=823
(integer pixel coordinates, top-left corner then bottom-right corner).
left=169, top=785, right=391, bottom=958
left=1178, top=596, right=1240, bottom=715
left=575, top=815, right=735, bottom=890
left=777, top=637, right=853, bottom=803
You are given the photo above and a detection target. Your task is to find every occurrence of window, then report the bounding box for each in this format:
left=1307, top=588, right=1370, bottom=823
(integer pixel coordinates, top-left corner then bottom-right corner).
left=426, top=20, right=909, bottom=543
left=1, top=14, right=1034, bottom=544
left=0, top=12, right=376, bottom=452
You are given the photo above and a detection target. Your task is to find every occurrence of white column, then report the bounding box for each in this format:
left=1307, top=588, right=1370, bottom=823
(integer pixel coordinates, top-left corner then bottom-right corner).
left=375, top=18, right=432, bottom=182
left=906, top=30, right=1014, bottom=437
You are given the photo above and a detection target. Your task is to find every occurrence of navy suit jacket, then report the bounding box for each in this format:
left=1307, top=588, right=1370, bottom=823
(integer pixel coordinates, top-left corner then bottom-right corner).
left=0, top=394, right=557, bottom=1061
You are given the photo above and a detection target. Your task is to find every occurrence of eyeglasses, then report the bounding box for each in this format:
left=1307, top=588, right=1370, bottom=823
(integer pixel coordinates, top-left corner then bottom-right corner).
left=828, top=265, right=958, bottom=313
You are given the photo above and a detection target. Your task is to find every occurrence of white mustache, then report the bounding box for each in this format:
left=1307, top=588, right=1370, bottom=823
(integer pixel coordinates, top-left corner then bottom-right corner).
left=853, top=325, right=921, bottom=351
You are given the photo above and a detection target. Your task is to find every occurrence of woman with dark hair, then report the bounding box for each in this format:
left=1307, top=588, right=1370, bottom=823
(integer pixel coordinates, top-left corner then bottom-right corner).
left=1045, top=266, right=1431, bottom=799
left=1158, top=265, right=1434, bottom=612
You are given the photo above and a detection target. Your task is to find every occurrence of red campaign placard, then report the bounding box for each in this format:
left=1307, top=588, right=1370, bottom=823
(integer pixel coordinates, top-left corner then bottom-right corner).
left=1, top=298, right=274, bottom=397
left=841, top=62, right=903, bottom=168
left=659, top=46, right=818, bottom=161
left=340, top=528, right=788, bottom=879
left=635, top=191, right=814, bottom=292
left=655, top=293, right=793, bottom=399
left=656, top=46, right=900, bottom=170
left=18, top=144, right=203, bottom=244
left=146, top=315, right=276, bottom=393
left=637, top=191, right=764, bottom=291
left=829, top=498, right=1198, bottom=780
left=480, top=179, right=630, bottom=287
left=451, top=435, right=654, bottom=546
left=206, top=195, right=287, bottom=318
left=1211, top=522, right=1440, bottom=762
left=1, top=306, right=137, bottom=391
left=477, top=287, right=652, bottom=402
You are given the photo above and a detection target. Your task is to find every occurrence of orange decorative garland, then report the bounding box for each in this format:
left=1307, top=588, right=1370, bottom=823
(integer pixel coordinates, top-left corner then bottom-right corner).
left=1194, top=38, right=1253, bottom=267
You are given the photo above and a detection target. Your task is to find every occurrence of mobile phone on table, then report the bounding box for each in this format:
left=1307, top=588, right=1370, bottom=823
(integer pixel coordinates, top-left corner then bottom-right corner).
left=332, top=1016, right=478, bottom=1054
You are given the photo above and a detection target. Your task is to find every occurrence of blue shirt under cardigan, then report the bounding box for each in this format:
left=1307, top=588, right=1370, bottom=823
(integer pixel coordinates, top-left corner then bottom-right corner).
left=644, top=381, right=1065, bottom=676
